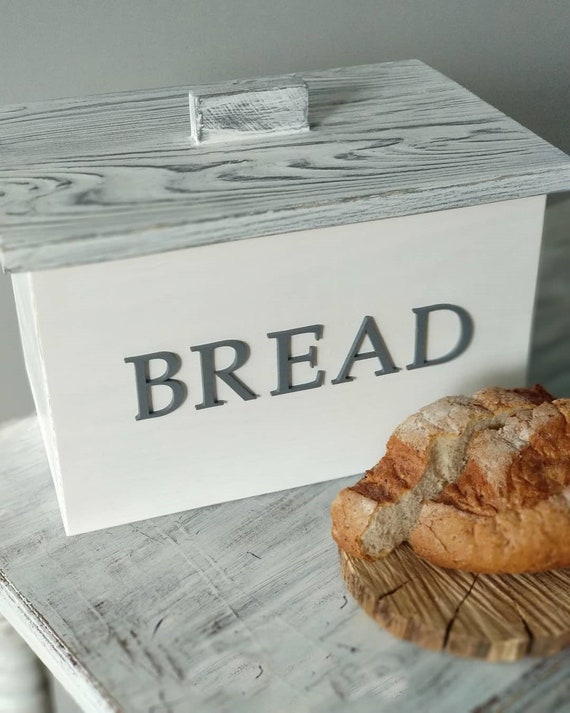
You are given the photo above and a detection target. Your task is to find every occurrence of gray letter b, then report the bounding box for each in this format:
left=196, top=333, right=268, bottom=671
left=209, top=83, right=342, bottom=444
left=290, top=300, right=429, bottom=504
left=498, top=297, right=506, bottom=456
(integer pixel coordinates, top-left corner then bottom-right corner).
left=124, top=352, right=187, bottom=420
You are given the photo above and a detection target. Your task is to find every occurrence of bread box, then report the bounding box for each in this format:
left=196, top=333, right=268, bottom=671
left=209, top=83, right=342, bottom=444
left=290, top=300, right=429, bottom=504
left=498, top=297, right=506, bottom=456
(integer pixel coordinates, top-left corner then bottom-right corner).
left=2, top=60, right=570, bottom=535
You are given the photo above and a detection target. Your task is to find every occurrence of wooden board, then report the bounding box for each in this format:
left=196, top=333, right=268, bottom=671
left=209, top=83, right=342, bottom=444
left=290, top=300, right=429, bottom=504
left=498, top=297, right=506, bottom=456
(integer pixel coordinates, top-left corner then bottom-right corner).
left=340, top=545, right=570, bottom=661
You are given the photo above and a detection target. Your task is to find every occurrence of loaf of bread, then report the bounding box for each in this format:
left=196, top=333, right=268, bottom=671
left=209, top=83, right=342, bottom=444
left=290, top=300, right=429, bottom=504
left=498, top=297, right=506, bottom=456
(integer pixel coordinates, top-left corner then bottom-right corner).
left=331, top=385, right=570, bottom=573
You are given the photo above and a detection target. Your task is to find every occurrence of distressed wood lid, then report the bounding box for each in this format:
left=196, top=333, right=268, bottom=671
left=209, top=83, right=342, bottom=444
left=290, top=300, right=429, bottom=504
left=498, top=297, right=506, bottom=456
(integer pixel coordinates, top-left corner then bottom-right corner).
left=1, top=60, right=570, bottom=272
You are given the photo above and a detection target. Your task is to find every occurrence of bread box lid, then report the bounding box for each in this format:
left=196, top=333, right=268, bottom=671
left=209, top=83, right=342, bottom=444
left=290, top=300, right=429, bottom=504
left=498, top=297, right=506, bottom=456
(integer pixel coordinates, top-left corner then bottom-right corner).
left=1, top=59, right=570, bottom=273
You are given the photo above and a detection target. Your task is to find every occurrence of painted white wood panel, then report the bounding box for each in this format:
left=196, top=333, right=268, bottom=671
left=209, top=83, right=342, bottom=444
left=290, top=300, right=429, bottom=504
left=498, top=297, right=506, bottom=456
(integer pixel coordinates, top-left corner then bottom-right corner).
left=11, top=274, right=62, bottom=500
left=20, top=196, right=545, bottom=534
left=1, top=61, right=569, bottom=272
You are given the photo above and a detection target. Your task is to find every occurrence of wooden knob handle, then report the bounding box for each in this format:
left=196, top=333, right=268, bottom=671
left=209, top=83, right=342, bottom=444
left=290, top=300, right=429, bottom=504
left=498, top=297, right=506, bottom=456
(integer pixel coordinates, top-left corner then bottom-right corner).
left=188, top=74, right=309, bottom=145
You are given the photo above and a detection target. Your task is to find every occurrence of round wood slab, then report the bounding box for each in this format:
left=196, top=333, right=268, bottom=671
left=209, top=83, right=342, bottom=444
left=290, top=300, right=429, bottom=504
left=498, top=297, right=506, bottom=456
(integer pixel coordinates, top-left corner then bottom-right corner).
left=340, top=544, right=570, bottom=661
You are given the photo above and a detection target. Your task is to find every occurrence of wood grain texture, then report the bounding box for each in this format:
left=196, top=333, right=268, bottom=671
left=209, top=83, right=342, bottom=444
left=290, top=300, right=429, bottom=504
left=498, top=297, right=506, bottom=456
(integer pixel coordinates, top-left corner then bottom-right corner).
left=1, top=60, right=570, bottom=272
left=340, top=546, right=570, bottom=661
left=0, top=416, right=549, bottom=713
left=188, top=74, right=309, bottom=144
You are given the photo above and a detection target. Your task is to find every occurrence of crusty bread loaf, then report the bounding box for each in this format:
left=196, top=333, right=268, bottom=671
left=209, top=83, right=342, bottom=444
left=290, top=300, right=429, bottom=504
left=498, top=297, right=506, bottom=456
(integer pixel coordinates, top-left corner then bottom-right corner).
left=331, top=385, right=570, bottom=573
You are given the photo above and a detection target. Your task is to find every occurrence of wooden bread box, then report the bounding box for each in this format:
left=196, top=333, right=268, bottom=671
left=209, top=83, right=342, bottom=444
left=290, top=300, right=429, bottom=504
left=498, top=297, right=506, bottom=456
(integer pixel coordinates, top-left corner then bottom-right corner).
left=1, top=60, right=570, bottom=534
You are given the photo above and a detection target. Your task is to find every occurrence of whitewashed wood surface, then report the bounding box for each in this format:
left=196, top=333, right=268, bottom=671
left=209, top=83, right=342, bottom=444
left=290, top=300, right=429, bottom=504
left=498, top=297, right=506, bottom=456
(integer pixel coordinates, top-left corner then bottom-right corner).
left=1, top=60, right=570, bottom=272
left=0, top=412, right=569, bottom=713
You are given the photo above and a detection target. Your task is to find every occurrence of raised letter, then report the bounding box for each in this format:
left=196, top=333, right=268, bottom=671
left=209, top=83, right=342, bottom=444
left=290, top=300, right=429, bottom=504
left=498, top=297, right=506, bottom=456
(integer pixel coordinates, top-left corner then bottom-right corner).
left=124, top=352, right=187, bottom=421
left=407, top=303, right=474, bottom=370
left=332, top=316, right=400, bottom=384
left=268, top=324, right=325, bottom=396
left=191, top=340, right=257, bottom=410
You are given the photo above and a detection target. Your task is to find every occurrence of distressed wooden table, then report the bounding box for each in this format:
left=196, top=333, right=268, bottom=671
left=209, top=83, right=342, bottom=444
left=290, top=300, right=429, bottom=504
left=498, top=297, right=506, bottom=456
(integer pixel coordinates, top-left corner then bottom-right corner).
left=0, top=195, right=569, bottom=712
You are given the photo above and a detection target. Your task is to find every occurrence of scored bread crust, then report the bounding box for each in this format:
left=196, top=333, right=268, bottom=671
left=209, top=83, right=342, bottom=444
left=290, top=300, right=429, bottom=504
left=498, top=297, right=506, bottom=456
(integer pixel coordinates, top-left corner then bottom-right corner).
left=330, top=395, right=494, bottom=559
left=331, top=385, right=570, bottom=573
left=409, top=497, right=570, bottom=573
left=410, top=396, right=570, bottom=573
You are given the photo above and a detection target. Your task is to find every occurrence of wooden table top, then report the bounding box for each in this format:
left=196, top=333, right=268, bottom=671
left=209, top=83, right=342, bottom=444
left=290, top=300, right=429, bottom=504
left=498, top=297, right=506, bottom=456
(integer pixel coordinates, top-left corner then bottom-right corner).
left=0, top=195, right=569, bottom=712
left=0, top=413, right=568, bottom=713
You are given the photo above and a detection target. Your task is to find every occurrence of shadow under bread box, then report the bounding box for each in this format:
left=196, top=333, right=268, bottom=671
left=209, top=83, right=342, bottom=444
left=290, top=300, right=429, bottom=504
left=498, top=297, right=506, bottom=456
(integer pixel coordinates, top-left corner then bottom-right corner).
left=1, top=61, right=570, bottom=535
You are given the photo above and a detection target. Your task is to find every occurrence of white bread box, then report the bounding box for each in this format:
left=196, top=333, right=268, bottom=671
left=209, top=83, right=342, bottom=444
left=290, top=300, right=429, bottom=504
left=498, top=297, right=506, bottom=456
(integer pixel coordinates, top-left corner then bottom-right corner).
left=1, top=60, right=569, bottom=534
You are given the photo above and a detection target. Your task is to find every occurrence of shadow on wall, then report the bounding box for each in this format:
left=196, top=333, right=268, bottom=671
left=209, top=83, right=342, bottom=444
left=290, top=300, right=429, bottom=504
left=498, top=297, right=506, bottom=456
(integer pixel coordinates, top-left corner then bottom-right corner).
left=529, top=192, right=570, bottom=398
left=0, top=268, right=34, bottom=423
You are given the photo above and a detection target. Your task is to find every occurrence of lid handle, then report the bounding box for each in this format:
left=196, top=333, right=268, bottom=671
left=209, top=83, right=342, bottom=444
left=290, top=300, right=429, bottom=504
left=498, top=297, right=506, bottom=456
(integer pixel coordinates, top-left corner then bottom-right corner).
left=189, top=74, right=309, bottom=145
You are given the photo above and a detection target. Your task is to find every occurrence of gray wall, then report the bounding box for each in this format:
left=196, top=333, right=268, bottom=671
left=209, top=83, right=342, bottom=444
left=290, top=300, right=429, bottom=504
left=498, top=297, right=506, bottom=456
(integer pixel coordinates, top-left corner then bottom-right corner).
left=1, top=0, right=569, bottom=424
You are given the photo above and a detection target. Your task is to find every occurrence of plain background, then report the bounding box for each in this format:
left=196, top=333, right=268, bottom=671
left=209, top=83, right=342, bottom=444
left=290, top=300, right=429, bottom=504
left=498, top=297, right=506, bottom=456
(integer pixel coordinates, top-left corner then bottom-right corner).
left=1, top=2, right=569, bottom=711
